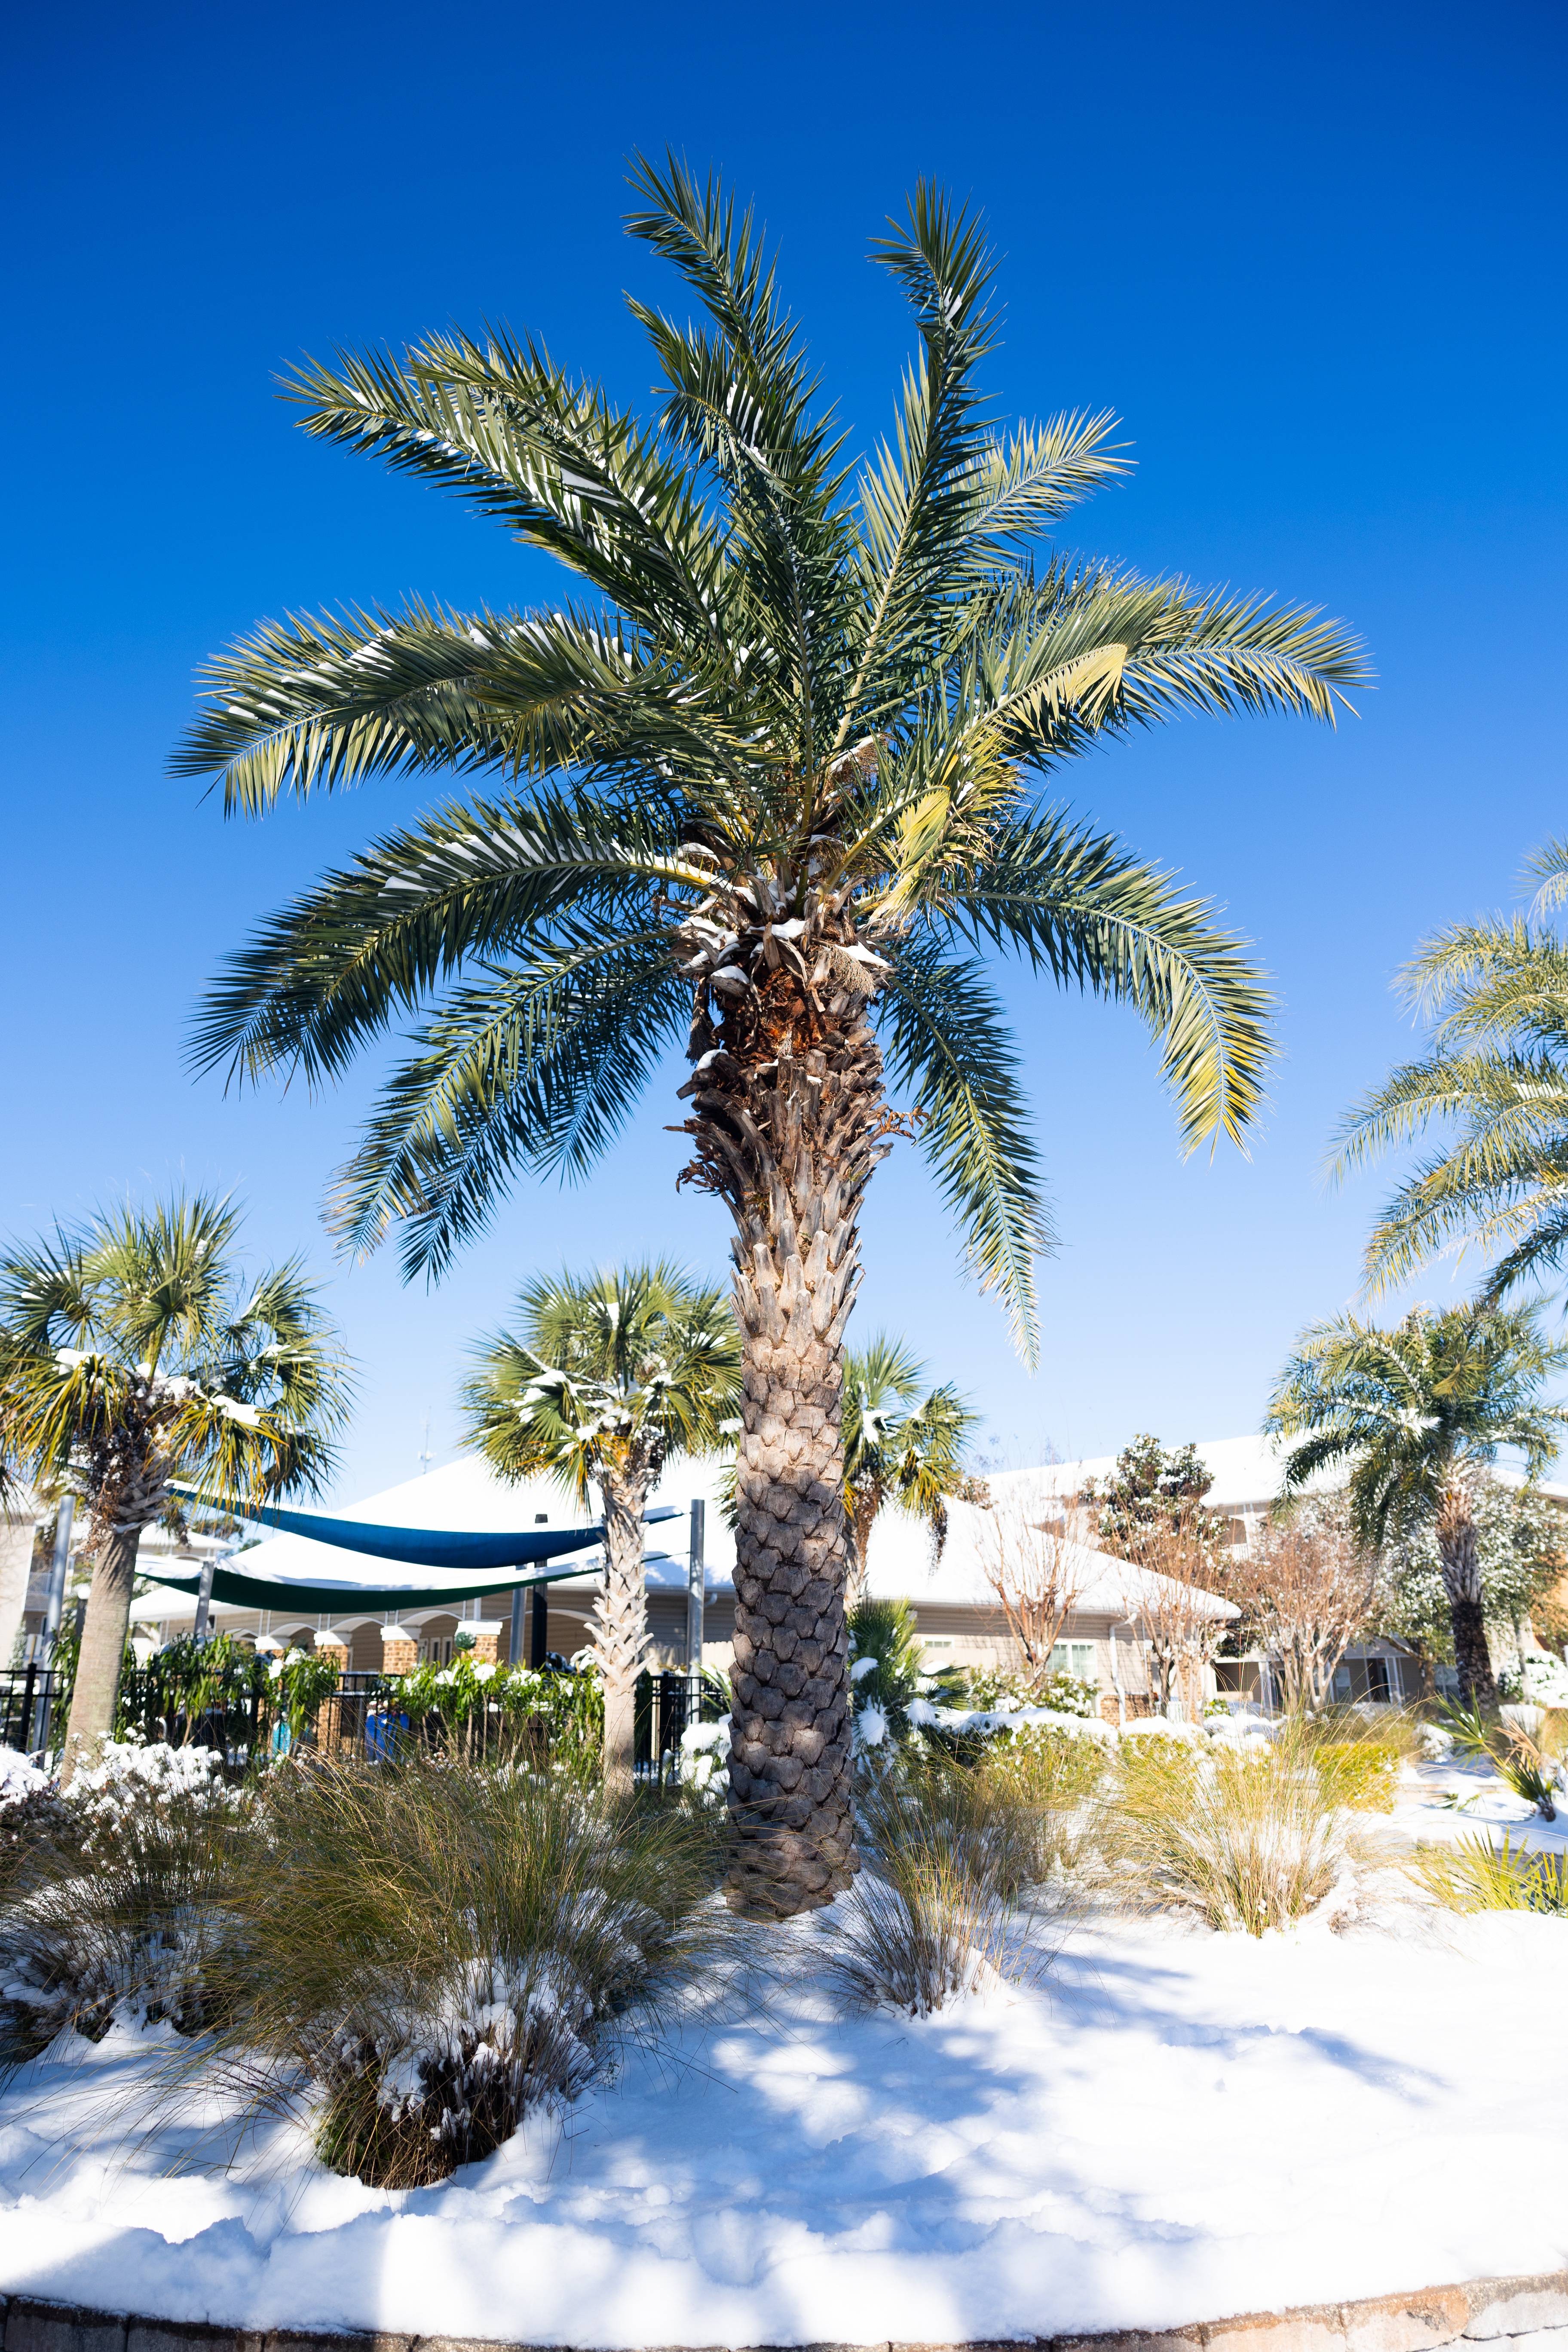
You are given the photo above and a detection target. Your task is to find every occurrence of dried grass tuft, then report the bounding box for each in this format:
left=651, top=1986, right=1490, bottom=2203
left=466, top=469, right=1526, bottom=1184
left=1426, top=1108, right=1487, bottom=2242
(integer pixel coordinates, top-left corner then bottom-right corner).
left=1108, top=1726, right=1351, bottom=1936
left=1407, top=1832, right=1568, bottom=1915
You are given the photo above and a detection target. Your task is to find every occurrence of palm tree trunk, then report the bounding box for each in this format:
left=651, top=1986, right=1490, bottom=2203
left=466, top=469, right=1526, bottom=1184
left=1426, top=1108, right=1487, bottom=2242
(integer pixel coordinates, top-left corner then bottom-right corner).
left=590, top=1472, right=649, bottom=1797
left=60, top=1522, right=141, bottom=1784
left=1436, top=1474, right=1498, bottom=1710
left=676, top=994, right=888, bottom=1917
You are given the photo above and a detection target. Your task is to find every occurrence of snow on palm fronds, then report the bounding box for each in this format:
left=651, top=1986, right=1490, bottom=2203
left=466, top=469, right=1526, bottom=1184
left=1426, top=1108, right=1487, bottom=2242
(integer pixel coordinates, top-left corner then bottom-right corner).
left=182, top=1759, right=741, bottom=2188
left=828, top=1757, right=1044, bottom=2016
left=0, top=1742, right=239, bottom=2058
left=1109, top=1726, right=1354, bottom=1937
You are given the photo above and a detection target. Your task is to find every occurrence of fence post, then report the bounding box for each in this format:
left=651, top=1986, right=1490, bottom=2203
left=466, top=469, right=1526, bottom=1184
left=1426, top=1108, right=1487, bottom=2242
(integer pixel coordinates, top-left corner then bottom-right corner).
left=19, top=1661, right=37, bottom=1758
left=686, top=1498, right=705, bottom=1669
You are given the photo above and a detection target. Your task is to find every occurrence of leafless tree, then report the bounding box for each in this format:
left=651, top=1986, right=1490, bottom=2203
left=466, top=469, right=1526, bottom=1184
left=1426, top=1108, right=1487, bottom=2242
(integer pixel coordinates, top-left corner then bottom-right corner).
left=1115, top=1504, right=1234, bottom=1715
left=974, top=1493, right=1087, bottom=1693
left=1230, top=1500, right=1378, bottom=1712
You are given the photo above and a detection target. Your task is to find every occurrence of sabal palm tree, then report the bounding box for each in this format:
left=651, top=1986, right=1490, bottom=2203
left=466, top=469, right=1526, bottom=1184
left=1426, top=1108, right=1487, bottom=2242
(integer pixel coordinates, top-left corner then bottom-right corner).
left=460, top=1262, right=740, bottom=1791
left=1265, top=1303, right=1568, bottom=1706
left=842, top=1334, right=976, bottom=1596
left=0, top=1194, right=351, bottom=1776
left=1337, top=842, right=1568, bottom=1302
left=177, top=160, right=1363, bottom=1915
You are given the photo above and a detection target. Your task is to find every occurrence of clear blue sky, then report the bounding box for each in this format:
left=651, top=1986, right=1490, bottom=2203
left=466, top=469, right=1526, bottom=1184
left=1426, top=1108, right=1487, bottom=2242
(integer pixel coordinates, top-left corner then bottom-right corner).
left=3, top=0, right=1564, bottom=1500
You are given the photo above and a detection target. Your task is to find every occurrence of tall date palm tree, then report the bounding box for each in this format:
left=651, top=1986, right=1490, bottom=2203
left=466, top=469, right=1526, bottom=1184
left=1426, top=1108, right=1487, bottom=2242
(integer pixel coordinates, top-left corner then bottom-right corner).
left=460, top=1262, right=740, bottom=1791
left=178, top=161, right=1363, bottom=1914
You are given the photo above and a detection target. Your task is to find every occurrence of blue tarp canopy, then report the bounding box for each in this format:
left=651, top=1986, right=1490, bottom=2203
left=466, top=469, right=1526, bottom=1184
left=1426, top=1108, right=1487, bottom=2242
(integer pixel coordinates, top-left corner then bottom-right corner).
left=153, top=1485, right=677, bottom=1617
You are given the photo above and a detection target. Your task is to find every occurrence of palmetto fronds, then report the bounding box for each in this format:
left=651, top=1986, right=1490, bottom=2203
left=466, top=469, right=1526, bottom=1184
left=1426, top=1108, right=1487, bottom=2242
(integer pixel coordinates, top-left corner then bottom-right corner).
left=842, top=1333, right=978, bottom=1583
left=180, top=159, right=1364, bottom=1362
left=0, top=1192, right=351, bottom=1526
left=460, top=1261, right=740, bottom=1506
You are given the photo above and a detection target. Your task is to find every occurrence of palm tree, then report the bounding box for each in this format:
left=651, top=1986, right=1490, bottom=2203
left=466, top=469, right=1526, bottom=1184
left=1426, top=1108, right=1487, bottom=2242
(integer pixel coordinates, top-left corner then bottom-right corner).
left=177, top=159, right=1363, bottom=1915
left=460, top=1262, right=740, bottom=1791
left=842, top=1334, right=977, bottom=1596
left=1337, top=842, right=1568, bottom=1303
left=1265, top=1303, right=1568, bottom=1707
left=0, top=1194, right=351, bottom=1777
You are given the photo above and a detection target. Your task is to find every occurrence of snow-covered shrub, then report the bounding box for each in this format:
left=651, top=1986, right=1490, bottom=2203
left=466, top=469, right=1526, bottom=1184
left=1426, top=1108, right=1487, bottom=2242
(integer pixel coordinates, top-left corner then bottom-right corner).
left=1039, top=1670, right=1098, bottom=1719
left=1109, top=1728, right=1349, bottom=1936
left=191, top=1758, right=741, bottom=2187
left=678, top=1715, right=730, bottom=1801
left=0, top=1751, right=71, bottom=1907
left=830, top=1760, right=1033, bottom=2016
left=0, top=1744, right=238, bottom=2058
left=847, top=1597, right=965, bottom=1753
left=1521, top=1654, right=1568, bottom=1709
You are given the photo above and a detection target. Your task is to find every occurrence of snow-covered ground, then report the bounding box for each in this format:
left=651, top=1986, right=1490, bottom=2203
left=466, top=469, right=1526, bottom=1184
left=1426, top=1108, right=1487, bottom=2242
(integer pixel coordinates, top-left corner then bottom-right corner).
left=0, top=1757, right=1565, bottom=2347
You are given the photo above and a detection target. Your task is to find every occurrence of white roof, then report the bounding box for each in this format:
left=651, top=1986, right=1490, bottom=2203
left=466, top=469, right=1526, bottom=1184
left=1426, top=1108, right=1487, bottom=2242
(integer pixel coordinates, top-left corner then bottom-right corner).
left=131, top=1448, right=1234, bottom=1629
left=1017, top=1433, right=1568, bottom=1513
left=864, top=1471, right=1236, bottom=1624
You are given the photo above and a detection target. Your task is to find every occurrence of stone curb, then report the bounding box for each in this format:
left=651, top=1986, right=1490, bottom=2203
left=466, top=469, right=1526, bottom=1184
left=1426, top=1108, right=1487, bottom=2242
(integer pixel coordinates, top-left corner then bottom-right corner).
left=2, top=2273, right=1568, bottom=2352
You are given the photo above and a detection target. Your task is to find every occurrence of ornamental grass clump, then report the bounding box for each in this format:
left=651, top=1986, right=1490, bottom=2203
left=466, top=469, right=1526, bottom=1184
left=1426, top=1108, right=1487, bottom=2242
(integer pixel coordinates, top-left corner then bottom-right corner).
left=1408, top=1832, right=1568, bottom=1915
left=828, top=1755, right=1041, bottom=2015
left=192, top=1758, right=736, bottom=2188
left=0, top=1741, right=239, bottom=2060
left=1110, top=1727, right=1349, bottom=1937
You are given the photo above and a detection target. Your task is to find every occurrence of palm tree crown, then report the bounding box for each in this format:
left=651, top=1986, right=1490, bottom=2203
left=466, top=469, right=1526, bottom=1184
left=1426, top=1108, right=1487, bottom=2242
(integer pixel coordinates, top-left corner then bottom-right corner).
left=1265, top=1302, right=1568, bottom=1704
left=0, top=1192, right=351, bottom=1768
left=461, top=1261, right=739, bottom=1786
left=1337, top=842, right=1568, bottom=1304
left=841, top=1333, right=976, bottom=1591
left=176, top=158, right=1363, bottom=1914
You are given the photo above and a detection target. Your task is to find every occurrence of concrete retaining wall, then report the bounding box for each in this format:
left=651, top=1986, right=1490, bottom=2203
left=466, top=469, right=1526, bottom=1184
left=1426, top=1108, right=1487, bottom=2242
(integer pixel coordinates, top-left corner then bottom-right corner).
left=4, top=2271, right=1568, bottom=2352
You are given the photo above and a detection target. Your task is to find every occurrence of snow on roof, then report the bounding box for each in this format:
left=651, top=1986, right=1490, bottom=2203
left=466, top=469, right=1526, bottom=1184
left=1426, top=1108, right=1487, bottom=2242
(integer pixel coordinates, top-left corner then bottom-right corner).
left=1018, top=1433, right=1568, bottom=1512
left=864, top=1485, right=1236, bottom=1622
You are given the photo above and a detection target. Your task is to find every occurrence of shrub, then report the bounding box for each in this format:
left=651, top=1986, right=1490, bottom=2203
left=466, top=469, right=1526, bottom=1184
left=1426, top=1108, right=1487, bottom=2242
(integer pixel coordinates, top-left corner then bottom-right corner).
left=186, top=1758, right=738, bottom=2187
left=1444, top=1702, right=1562, bottom=1820
left=0, top=1741, right=239, bottom=2059
left=1310, top=1740, right=1400, bottom=1814
left=1408, top=1832, right=1568, bottom=1915
left=1109, top=1730, right=1349, bottom=1936
left=847, top=1596, right=965, bottom=1752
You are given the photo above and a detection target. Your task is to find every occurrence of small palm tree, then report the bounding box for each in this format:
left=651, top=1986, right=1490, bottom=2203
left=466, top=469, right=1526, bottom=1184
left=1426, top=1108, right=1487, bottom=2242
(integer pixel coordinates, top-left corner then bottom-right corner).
left=0, top=1194, right=351, bottom=1776
left=460, top=1263, right=740, bottom=1790
left=842, top=1335, right=977, bottom=1597
left=1265, top=1303, right=1568, bottom=1707
left=1337, top=842, right=1568, bottom=1303
left=178, top=161, right=1363, bottom=1913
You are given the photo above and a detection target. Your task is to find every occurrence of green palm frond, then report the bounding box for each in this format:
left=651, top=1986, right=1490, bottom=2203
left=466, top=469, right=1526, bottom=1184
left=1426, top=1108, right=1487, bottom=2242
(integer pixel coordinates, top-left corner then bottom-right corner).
left=328, top=931, right=686, bottom=1280
left=175, top=161, right=1366, bottom=1358
left=877, top=937, right=1049, bottom=1365
left=955, top=807, right=1275, bottom=1150
left=462, top=1260, right=740, bottom=1504
left=1267, top=1304, right=1568, bottom=1549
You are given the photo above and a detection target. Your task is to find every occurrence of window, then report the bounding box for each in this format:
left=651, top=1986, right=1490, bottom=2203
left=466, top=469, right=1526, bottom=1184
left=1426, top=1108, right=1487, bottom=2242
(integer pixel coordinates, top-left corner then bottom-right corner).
left=1048, top=1641, right=1096, bottom=1680
left=534, top=1513, right=548, bottom=1524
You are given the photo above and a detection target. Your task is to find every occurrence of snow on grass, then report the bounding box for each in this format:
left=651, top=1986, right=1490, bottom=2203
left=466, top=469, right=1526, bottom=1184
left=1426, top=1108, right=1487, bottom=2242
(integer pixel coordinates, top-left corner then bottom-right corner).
left=0, top=1860, right=1567, bottom=2346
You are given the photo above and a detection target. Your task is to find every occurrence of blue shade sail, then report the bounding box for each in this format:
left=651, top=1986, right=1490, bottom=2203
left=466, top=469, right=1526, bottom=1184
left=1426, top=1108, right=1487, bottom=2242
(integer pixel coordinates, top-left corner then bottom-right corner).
left=149, top=1557, right=598, bottom=1615
left=168, top=1482, right=602, bottom=1570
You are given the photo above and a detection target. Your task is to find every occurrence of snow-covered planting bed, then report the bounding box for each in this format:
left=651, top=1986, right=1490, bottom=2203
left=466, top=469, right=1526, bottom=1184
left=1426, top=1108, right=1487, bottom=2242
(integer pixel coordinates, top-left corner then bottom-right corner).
left=0, top=1755, right=1565, bottom=2351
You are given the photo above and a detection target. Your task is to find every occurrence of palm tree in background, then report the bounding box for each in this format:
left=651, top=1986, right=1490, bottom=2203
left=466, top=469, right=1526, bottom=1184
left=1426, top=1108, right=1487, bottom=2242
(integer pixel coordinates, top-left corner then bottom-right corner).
left=1337, top=842, right=1568, bottom=1304
left=1265, top=1303, right=1568, bottom=1707
left=178, top=159, right=1363, bottom=1914
left=460, top=1262, right=740, bottom=1791
left=842, top=1334, right=977, bottom=1596
left=0, top=1194, right=351, bottom=1777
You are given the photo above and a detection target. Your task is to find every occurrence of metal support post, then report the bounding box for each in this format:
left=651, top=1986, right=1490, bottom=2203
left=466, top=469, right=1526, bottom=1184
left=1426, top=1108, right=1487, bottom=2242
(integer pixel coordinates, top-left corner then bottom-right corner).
left=192, top=1553, right=217, bottom=1642
left=530, top=1581, right=548, bottom=1667
left=509, top=1586, right=526, bottom=1671
left=686, top=1498, right=705, bottom=1673
left=33, top=1498, right=74, bottom=1754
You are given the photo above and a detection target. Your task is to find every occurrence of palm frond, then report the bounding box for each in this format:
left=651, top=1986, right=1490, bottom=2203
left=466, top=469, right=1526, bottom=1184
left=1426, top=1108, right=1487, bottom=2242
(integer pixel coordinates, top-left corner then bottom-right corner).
left=876, top=937, right=1048, bottom=1365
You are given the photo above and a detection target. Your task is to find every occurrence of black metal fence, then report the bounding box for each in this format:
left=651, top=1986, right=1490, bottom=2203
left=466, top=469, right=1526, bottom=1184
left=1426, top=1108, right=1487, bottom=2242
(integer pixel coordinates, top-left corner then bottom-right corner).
left=0, top=1661, right=726, bottom=1782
